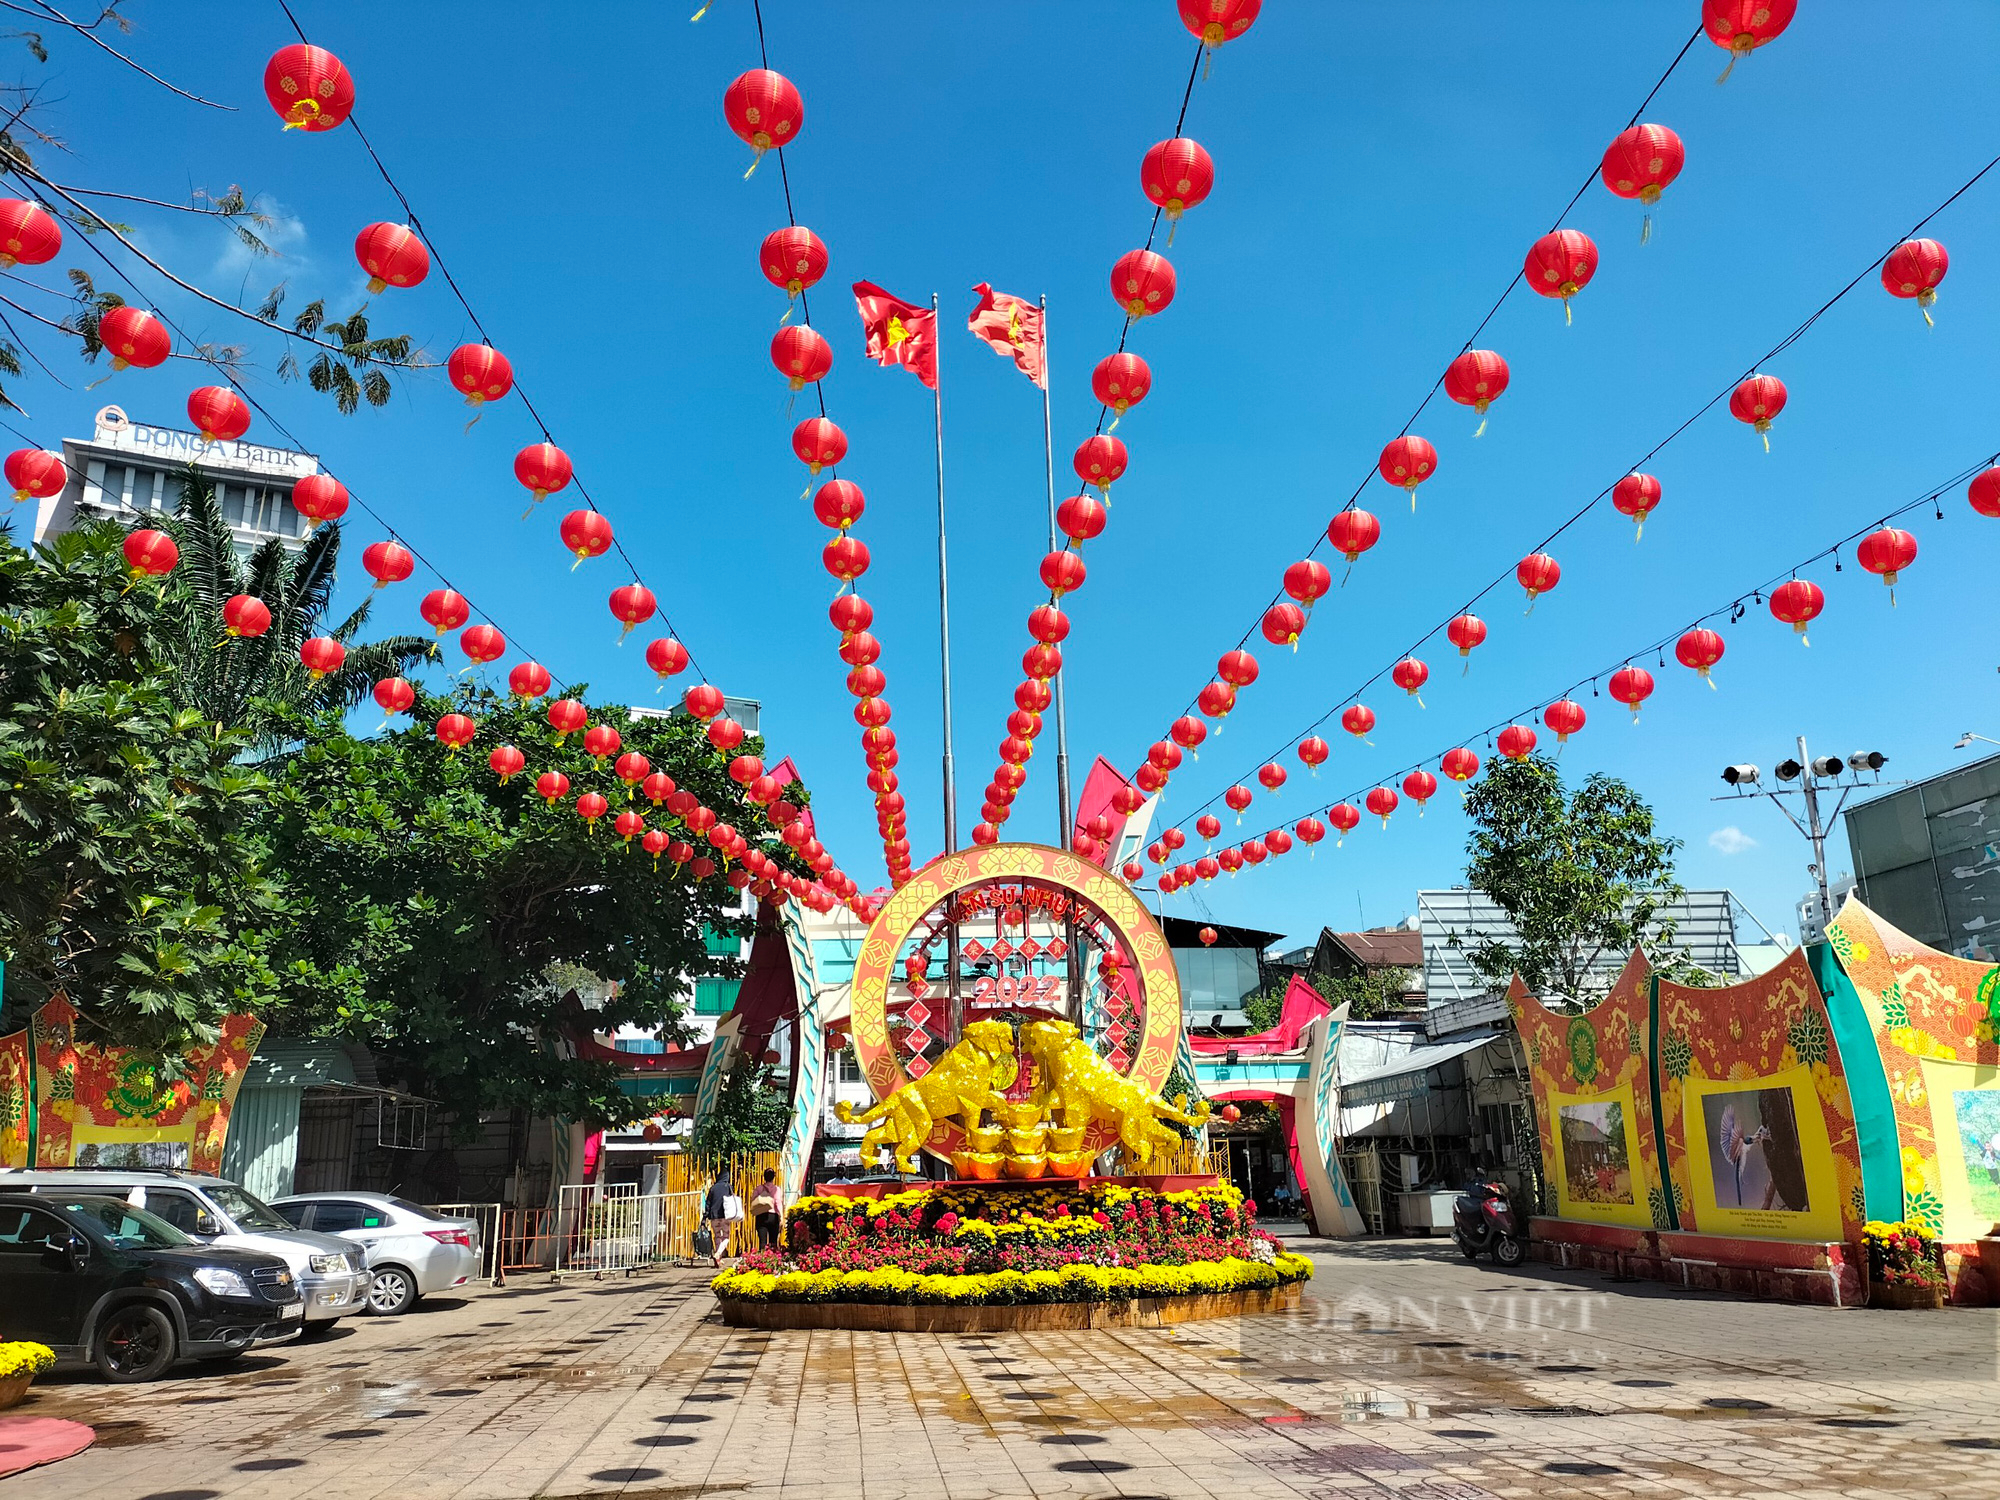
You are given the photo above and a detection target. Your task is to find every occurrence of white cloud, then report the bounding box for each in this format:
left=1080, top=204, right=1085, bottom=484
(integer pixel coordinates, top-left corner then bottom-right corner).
left=1708, top=826, right=1758, bottom=855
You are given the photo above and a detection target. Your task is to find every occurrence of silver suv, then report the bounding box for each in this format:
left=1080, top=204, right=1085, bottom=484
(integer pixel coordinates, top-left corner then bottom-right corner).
left=0, top=1170, right=370, bottom=1332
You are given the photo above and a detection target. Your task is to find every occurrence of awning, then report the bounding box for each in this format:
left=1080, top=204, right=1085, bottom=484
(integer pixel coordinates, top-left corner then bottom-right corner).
left=1341, top=1033, right=1497, bottom=1109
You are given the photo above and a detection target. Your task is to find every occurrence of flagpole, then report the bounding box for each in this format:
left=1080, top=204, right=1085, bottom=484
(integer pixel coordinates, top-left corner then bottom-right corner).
left=1040, top=293, right=1073, bottom=850
left=931, top=292, right=958, bottom=857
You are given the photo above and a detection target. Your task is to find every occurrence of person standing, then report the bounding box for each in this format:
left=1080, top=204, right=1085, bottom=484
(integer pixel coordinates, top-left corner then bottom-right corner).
left=702, top=1171, right=732, bottom=1268
left=750, top=1168, right=784, bottom=1252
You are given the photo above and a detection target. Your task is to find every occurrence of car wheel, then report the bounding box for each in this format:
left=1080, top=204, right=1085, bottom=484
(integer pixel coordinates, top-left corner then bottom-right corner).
left=1494, top=1234, right=1527, bottom=1268
left=95, top=1303, right=178, bottom=1383
left=366, top=1265, right=418, bottom=1315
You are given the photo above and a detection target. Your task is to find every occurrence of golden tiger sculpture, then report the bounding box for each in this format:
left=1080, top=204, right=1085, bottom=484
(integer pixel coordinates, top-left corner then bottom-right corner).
left=836, top=1018, right=1019, bottom=1174
left=1022, top=1018, right=1211, bottom=1166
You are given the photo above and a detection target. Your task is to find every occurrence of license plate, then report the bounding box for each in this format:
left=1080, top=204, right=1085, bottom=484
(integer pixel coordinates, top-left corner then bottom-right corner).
left=281, top=1304, right=304, bottom=1319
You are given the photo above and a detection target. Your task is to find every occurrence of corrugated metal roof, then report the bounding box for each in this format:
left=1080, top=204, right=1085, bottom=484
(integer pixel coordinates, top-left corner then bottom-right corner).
left=1341, top=1034, right=1497, bottom=1108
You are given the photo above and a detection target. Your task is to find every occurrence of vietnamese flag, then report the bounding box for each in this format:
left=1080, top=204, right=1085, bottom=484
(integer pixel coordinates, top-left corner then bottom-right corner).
left=852, top=280, right=938, bottom=389
left=966, top=283, right=1046, bottom=389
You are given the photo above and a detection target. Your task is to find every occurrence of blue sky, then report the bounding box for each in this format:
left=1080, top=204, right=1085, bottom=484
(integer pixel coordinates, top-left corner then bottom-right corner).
left=17, top=2, right=2000, bottom=949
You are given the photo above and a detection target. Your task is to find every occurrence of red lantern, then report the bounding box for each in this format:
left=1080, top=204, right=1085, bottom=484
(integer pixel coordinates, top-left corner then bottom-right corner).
left=1121, top=860, right=1145, bottom=882
left=447, top=344, right=513, bottom=408
left=1179, top=0, right=1262, bottom=47
left=1073, top=434, right=1127, bottom=493
left=122, top=528, right=178, bottom=579
left=646, top=637, right=691, bottom=679
left=759, top=225, right=828, bottom=297
left=435, top=713, right=476, bottom=752
left=1266, top=828, right=1293, bottom=856
left=1329, top=803, right=1361, bottom=843
left=1611, top=472, right=1662, bottom=539
left=1297, top=736, right=1329, bottom=773
left=1704, top=0, right=1798, bottom=78
left=373, top=677, right=414, bottom=716
left=1392, top=657, right=1429, bottom=704
left=608, top=582, right=657, bottom=638
left=1969, top=467, right=2000, bottom=519
left=708, top=716, right=746, bottom=753
left=1172, top=715, right=1207, bottom=752
left=792, top=416, right=847, bottom=475
left=1197, top=681, right=1236, bottom=721
left=1198, top=925, right=1219, bottom=946
left=813, top=479, right=866, bottom=532
left=1441, top=747, right=1481, bottom=783
left=1365, top=787, right=1399, bottom=827
left=97, top=306, right=170, bottom=371
left=771, top=324, right=832, bottom=390
left=642, top=828, right=671, bottom=865
left=1023, top=643, right=1063, bottom=680
left=1091, top=352, right=1152, bottom=424
left=292, top=473, right=348, bottom=527
left=1403, top=770, right=1438, bottom=811
left=1676, top=627, right=1726, bottom=687
left=823, top=535, right=871, bottom=585
left=1496, top=724, right=1538, bottom=760
left=1215, top=844, right=1242, bottom=875
left=187, top=387, right=251, bottom=444
left=299, top=636, right=345, bottom=680
left=222, top=594, right=272, bottom=640
left=614, top=811, right=646, bottom=845
left=616, top=751, right=653, bottom=792
left=840, top=630, right=883, bottom=665
left=513, top=442, right=573, bottom=504
left=535, top=770, right=570, bottom=804
left=576, top=792, right=610, bottom=829
left=1258, top=762, right=1287, bottom=793
left=0, top=199, right=61, bottom=269
left=1446, top=613, right=1487, bottom=667
left=1856, top=526, right=1917, bottom=602
left=1600, top=124, right=1685, bottom=232
left=583, top=724, right=622, bottom=762
left=1224, top=785, right=1253, bottom=820
left=1141, top=137, right=1215, bottom=243
left=1028, top=605, right=1070, bottom=645
left=1341, top=703, right=1375, bottom=742
left=1150, top=742, right=1184, bottom=773
left=509, top=661, right=552, bottom=699
left=1217, top=649, right=1259, bottom=687
left=1262, top=602, right=1306, bottom=648
left=1377, top=438, right=1437, bottom=508
left=1543, top=699, right=1587, bottom=744
left=1162, top=826, right=1187, bottom=851
left=1769, top=579, right=1825, bottom=642
left=1327, top=506, right=1382, bottom=562
left=723, top=69, right=804, bottom=172
left=747, top=774, right=780, bottom=805
left=460, top=623, right=506, bottom=665
left=971, top=821, right=999, bottom=846
left=1730, top=374, right=1787, bottom=451
left=1516, top=551, right=1561, bottom=610
left=546, top=698, right=588, bottom=739
left=1524, top=230, right=1598, bottom=322
left=263, top=44, right=353, bottom=131
left=1608, top=666, right=1655, bottom=720
left=1295, top=816, right=1326, bottom=848
left=1195, top=812, right=1223, bottom=843
left=560, top=509, right=614, bottom=565
left=359, top=539, right=412, bottom=590
left=1110, top=248, right=1176, bottom=319
left=1111, top=784, right=1145, bottom=816
left=848, top=664, right=888, bottom=700
left=1285, top=558, right=1333, bottom=608
left=1056, top=493, right=1107, bottom=542
left=1040, top=550, right=1087, bottom=598
left=4, top=448, right=64, bottom=502
left=349, top=221, right=431, bottom=302
left=1443, top=349, right=1509, bottom=434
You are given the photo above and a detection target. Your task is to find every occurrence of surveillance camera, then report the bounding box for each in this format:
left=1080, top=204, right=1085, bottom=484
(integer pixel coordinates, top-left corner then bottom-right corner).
left=1721, top=764, right=1760, bottom=786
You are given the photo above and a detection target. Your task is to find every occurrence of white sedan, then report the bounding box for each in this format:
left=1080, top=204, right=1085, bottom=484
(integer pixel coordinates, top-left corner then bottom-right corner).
left=271, top=1193, right=480, bottom=1315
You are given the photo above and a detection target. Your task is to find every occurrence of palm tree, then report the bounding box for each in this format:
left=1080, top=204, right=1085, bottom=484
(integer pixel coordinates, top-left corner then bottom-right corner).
left=154, top=468, right=435, bottom=745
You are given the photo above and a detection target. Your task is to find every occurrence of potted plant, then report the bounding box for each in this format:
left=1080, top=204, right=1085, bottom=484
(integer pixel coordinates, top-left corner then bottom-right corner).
left=1863, top=1220, right=1947, bottom=1309
left=0, top=1342, right=55, bottom=1409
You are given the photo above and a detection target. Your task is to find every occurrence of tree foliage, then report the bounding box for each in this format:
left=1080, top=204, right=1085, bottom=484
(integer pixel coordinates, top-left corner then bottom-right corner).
left=1241, top=966, right=1413, bottom=1032
left=251, top=687, right=802, bottom=1127
left=687, top=1060, right=790, bottom=1161
left=0, top=524, right=279, bottom=1053
left=1462, top=754, right=1695, bottom=1005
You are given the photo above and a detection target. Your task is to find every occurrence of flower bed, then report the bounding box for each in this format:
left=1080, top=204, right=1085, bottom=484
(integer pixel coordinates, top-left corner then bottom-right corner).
left=0, top=1343, right=54, bottom=1410
left=1863, top=1219, right=1945, bottom=1307
left=712, top=1180, right=1312, bottom=1306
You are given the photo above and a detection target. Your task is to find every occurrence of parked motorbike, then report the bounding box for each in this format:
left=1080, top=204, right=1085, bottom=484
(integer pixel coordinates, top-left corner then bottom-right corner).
left=1451, top=1178, right=1526, bottom=1267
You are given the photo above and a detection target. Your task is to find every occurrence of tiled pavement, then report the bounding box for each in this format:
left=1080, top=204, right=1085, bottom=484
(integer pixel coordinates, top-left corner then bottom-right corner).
left=11, top=1227, right=2000, bottom=1499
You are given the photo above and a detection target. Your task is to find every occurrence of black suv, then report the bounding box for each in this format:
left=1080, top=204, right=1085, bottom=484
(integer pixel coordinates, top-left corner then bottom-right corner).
left=0, top=1193, right=304, bottom=1381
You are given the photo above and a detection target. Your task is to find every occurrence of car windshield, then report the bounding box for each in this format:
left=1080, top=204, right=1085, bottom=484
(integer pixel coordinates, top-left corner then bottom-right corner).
left=201, top=1182, right=295, bottom=1232
left=60, top=1197, right=192, bottom=1250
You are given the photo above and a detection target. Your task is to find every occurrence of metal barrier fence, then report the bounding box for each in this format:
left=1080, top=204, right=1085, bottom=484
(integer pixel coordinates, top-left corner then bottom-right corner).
left=428, top=1190, right=709, bottom=1280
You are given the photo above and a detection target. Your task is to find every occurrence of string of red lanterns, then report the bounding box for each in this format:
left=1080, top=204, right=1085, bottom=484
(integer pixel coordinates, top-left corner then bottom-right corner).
left=1145, top=449, right=1990, bottom=888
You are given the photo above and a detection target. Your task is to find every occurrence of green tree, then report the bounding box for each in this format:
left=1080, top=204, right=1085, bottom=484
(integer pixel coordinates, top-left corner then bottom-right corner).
left=1462, top=754, right=1691, bottom=1005
left=0, top=524, right=279, bottom=1053
left=153, top=471, right=433, bottom=744
left=687, top=1059, right=790, bottom=1161
left=1242, top=967, right=1413, bottom=1031
left=253, top=686, right=803, bottom=1127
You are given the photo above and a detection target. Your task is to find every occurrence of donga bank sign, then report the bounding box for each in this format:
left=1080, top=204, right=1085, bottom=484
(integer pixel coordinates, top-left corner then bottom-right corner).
left=99, top=420, right=317, bottom=480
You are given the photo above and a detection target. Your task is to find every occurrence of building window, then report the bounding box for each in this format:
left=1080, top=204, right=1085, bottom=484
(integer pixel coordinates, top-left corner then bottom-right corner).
left=693, top=977, right=741, bottom=1015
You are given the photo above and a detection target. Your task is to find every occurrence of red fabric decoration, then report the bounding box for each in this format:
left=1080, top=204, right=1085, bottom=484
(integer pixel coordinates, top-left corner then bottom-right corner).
left=1297, top=735, right=1329, bottom=771
left=646, top=637, right=690, bottom=678
left=708, top=717, right=746, bottom=753
left=1441, top=747, right=1481, bottom=782
left=1676, top=627, right=1726, bottom=687
left=1326, top=506, right=1382, bottom=562
left=1329, top=803, right=1361, bottom=841
left=1056, top=493, right=1108, bottom=542
left=1196, top=813, right=1222, bottom=841
left=1523, top=229, right=1598, bottom=321
left=1516, top=551, right=1561, bottom=609
left=1365, top=787, right=1399, bottom=826
left=560, top=510, right=614, bottom=564
left=1392, top=657, right=1429, bottom=702
left=1295, top=816, right=1326, bottom=847
left=263, top=44, right=354, bottom=131
left=292, top=473, right=349, bottom=527
left=1091, top=353, right=1151, bottom=421
left=122, top=529, right=177, bottom=578
left=770, top=324, right=832, bottom=390
left=1258, top=762, right=1287, bottom=792
left=1882, top=238, right=1949, bottom=325
left=609, top=583, right=657, bottom=637
left=760, top=226, right=828, bottom=296
left=1856, top=526, right=1917, bottom=600
left=1110, top=249, right=1176, bottom=318
left=684, top=683, right=725, bottom=720
left=1285, top=558, right=1332, bottom=606
left=299, top=635, right=345, bottom=680
left=0, top=199, right=60, bottom=268
left=583, top=724, right=622, bottom=762
left=1446, top=613, right=1487, bottom=663
left=1172, top=715, right=1207, bottom=751
left=813, top=479, right=866, bottom=531
left=1543, top=699, right=1586, bottom=743
left=222, top=595, right=272, bottom=639
left=546, top=698, right=588, bottom=738
left=372, top=677, right=414, bottom=715
left=575, top=792, right=610, bottom=827
left=361, top=540, right=413, bottom=589
left=1443, top=349, right=1509, bottom=433
left=1040, top=549, right=1087, bottom=597
left=1600, top=124, right=1685, bottom=206
left=447, top=344, right=513, bottom=407
left=723, top=69, right=804, bottom=172
left=535, top=771, right=570, bottom=804
left=1377, top=437, right=1438, bottom=506
left=508, top=661, right=552, bottom=699
left=1496, top=724, right=1538, bottom=760
left=1224, top=785, right=1253, bottom=817
left=354, top=223, right=429, bottom=293
left=1027, top=605, right=1069, bottom=644
left=792, top=416, right=847, bottom=474
left=1402, top=770, right=1438, bottom=809
left=1141, top=138, right=1215, bottom=234
left=435, top=713, right=477, bottom=751
left=187, top=387, right=251, bottom=443
left=1217, top=648, right=1259, bottom=686
left=1608, top=666, right=1655, bottom=719
left=1178, top=0, right=1262, bottom=46
left=4, top=448, right=64, bottom=501
left=1969, top=467, right=2000, bottom=518
left=1769, top=579, right=1825, bottom=642
left=1729, top=374, right=1786, bottom=450
left=1265, top=828, right=1293, bottom=855
left=1612, top=472, right=1662, bottom=539
left=1023, top=643, right=1063, bottom=680
left=98, top=306, right=171, bottom=370
left=1197, top=681, right=1237, bottom=720
left=1704, top=0, right=1797, bottom=76
left=1073, top=435, right=1127, bottom=493
left=1340, top=703, right=1375, bottom=741
left=1262, top=602, right=1306, bottom=647
left=514, top=442, right=573, bottom=503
